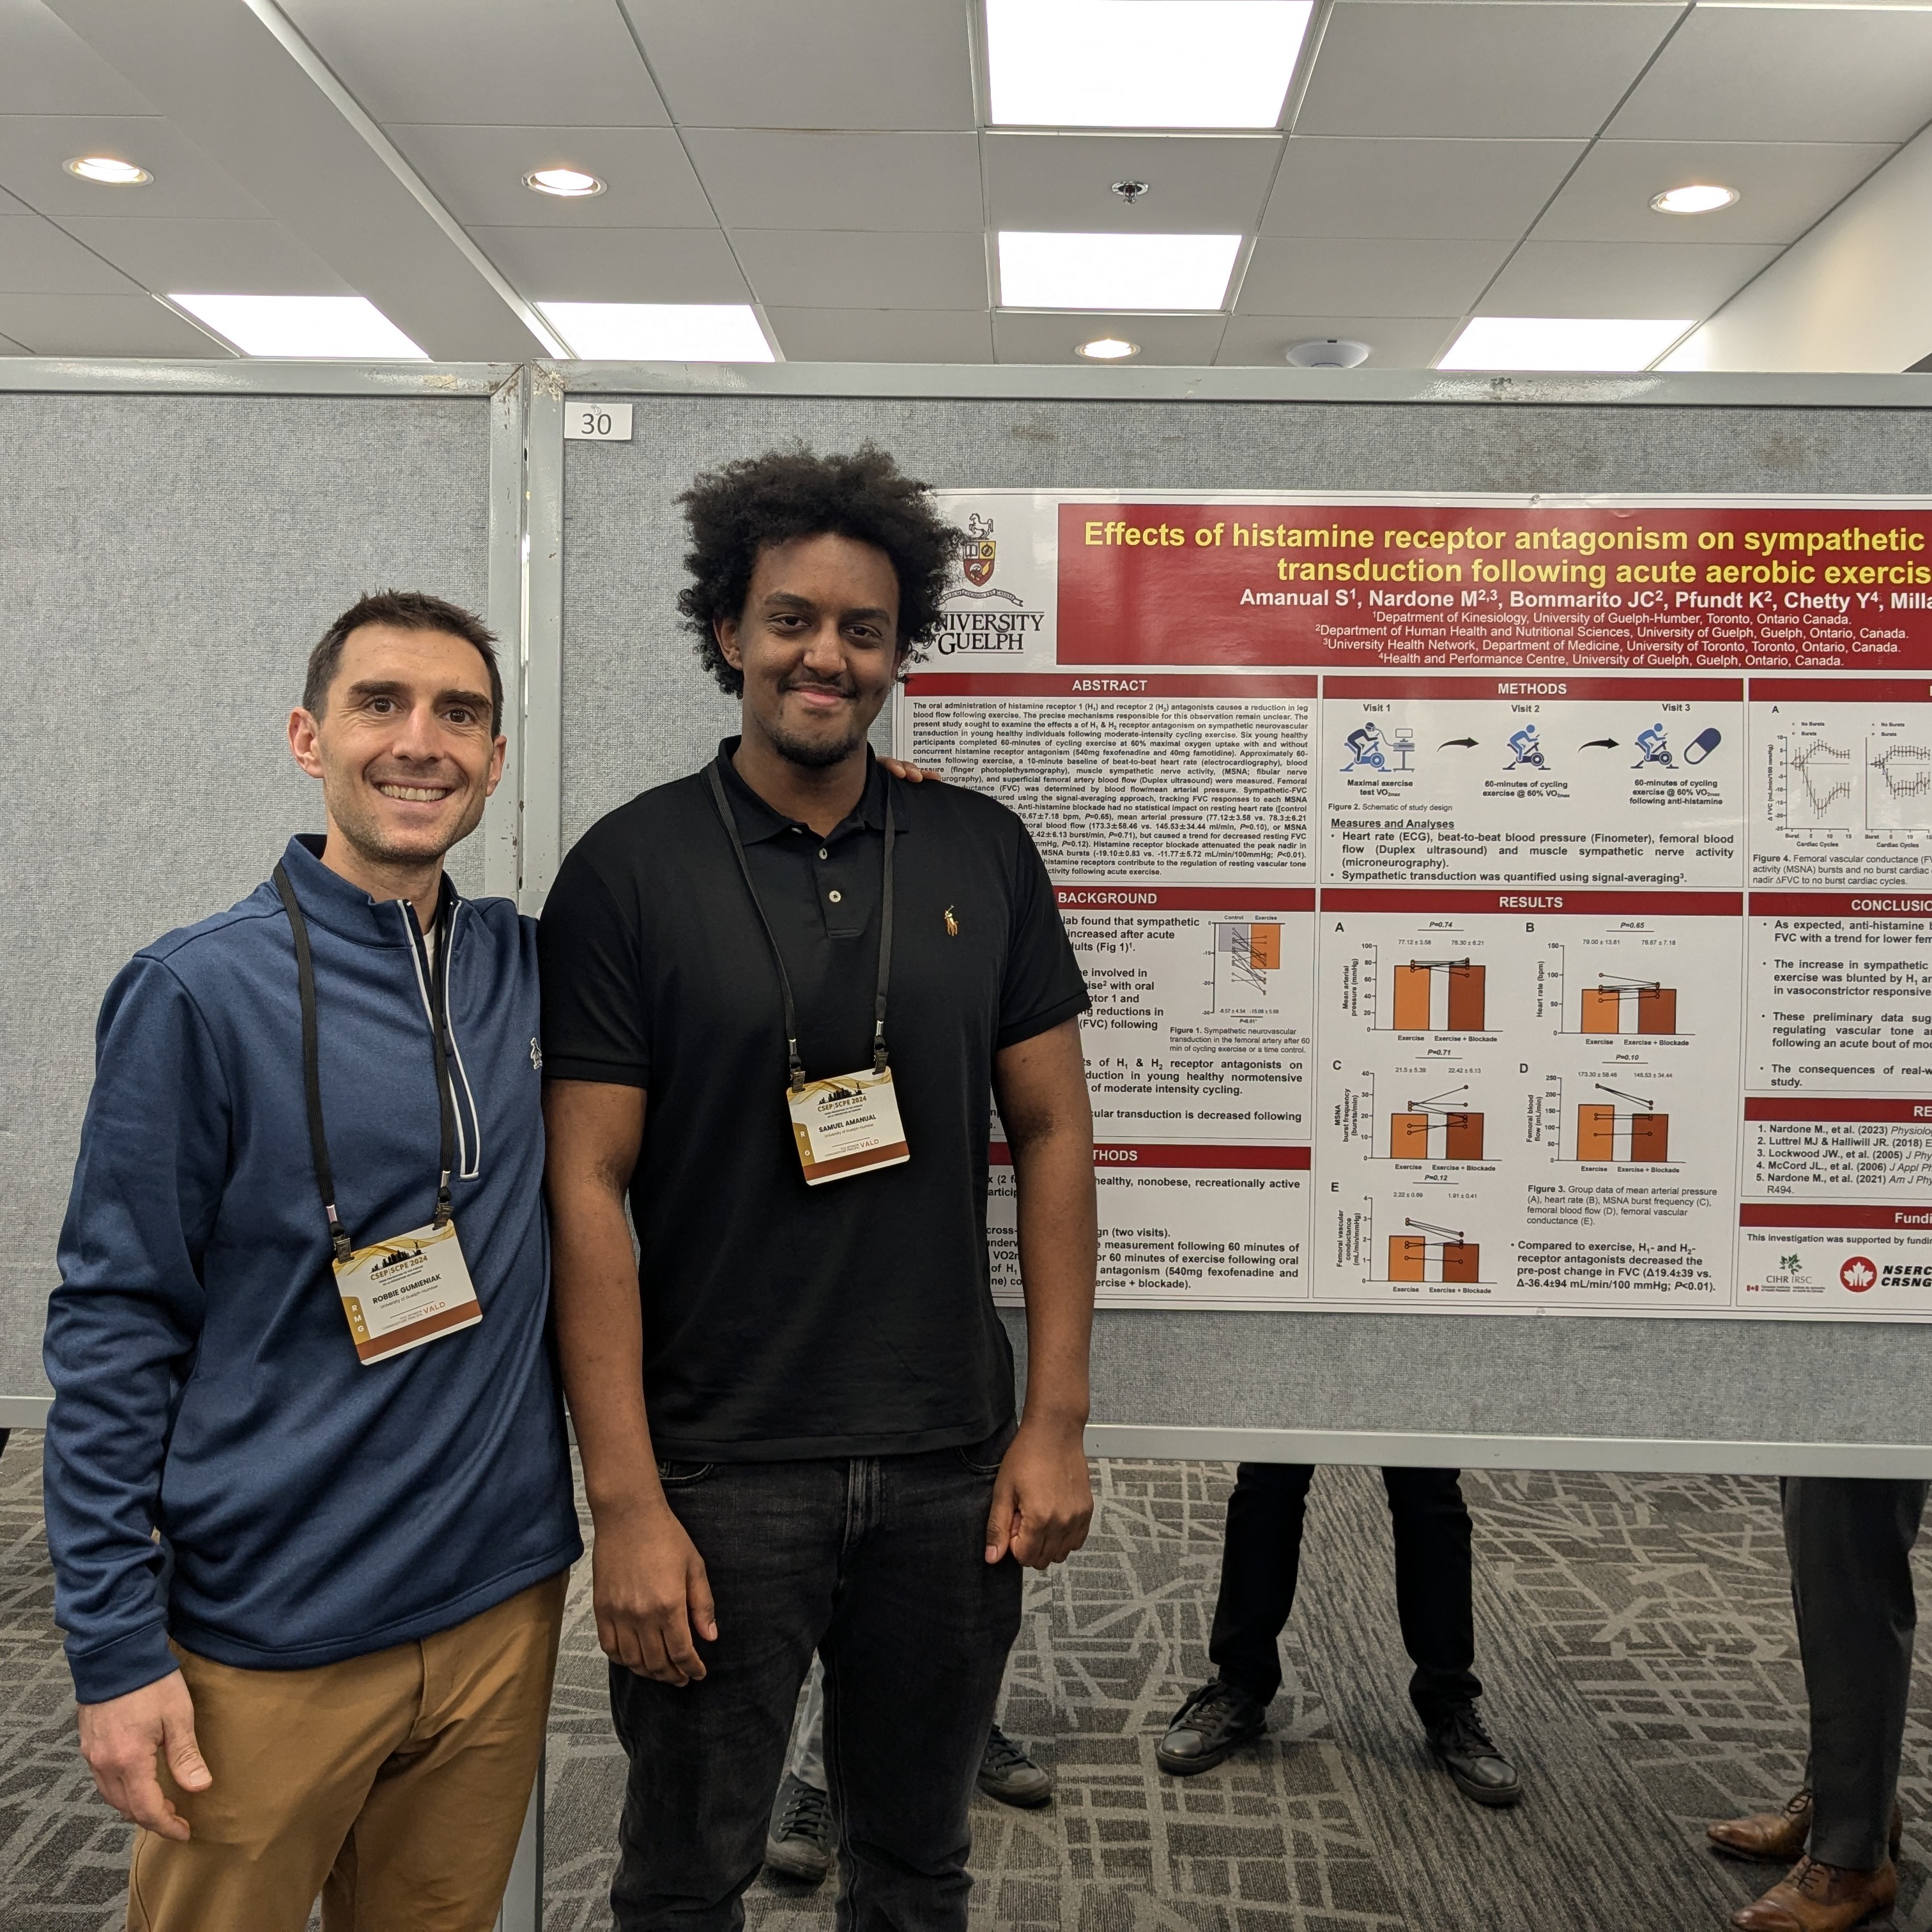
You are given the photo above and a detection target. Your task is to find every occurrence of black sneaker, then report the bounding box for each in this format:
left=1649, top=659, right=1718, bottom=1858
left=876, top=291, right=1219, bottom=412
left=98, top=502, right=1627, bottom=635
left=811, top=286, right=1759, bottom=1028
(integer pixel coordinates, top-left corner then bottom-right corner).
left=763, top=1771, right=834, bottom=1882
left=979, top=1722, right=1054, bottom=1807
left=1423, top=1701, right=1522, bottom=1807
left=1156, top=1679, right=1267, bottom=1776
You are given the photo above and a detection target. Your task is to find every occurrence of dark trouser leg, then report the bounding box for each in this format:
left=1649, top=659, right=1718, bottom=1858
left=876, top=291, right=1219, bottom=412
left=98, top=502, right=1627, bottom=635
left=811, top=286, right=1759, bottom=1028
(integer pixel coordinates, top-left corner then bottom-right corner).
left=1782, top=1474, right=1928, bottom=1870
left=1206, top=1463, right=1316, bottom=1703
left=607, top=1460, right=841, bottom=1932
left=818, top=1434, right=1023, bottom=1932
left=1383, top=1466, right=1482, bottom=1722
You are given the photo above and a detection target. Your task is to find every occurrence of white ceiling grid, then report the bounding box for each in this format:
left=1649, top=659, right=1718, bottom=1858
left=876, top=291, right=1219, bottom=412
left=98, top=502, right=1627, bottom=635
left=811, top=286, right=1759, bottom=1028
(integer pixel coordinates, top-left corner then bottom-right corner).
left=0, top=0, right=1924, bottom=366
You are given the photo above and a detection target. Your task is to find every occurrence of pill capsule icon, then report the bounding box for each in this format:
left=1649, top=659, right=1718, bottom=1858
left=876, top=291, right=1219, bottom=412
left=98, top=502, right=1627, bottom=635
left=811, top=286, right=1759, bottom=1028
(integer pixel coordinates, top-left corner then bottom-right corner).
left=1683, top=726, right=1722, bottom=764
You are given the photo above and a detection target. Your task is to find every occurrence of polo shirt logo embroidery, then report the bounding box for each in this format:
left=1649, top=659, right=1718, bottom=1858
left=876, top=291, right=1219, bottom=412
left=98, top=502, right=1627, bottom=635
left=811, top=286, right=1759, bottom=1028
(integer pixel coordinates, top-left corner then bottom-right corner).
left=944, top=905, right=960, bottom=936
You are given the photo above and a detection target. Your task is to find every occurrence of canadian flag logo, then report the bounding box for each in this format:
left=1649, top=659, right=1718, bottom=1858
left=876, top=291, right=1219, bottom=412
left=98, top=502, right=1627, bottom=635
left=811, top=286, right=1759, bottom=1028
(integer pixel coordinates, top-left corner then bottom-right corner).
left=1840, top=1255, right=1878, bottom=1294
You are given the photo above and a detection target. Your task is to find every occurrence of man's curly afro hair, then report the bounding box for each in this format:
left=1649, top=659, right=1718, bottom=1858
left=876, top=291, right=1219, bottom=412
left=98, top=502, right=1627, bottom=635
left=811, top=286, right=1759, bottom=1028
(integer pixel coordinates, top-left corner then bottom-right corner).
left=677, top=443, right=963, bottom=696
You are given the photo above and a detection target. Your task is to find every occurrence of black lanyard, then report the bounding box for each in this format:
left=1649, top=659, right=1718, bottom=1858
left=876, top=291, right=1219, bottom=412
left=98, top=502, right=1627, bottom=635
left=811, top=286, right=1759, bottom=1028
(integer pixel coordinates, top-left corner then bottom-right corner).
left=272, top=863, right=458, bottom=1262
left=706, top=763, right=895, bottom=1095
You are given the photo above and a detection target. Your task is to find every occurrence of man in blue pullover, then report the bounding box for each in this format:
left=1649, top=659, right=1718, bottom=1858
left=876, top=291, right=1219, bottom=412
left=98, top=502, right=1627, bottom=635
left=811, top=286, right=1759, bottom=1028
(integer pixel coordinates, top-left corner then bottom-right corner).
left=43, top=590, right=581, bottom=1932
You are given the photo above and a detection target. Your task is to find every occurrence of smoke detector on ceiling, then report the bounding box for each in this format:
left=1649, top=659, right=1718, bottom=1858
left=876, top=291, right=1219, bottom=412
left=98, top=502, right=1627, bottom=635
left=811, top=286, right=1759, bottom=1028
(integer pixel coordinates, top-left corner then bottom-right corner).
left=1285, top=338, right=1370, bottom=369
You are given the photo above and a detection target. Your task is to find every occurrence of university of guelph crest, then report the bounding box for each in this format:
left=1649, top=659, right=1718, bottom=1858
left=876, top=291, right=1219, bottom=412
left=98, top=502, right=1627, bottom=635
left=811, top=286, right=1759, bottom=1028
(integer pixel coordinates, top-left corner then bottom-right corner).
left=961, top=512, right=997, bottom=587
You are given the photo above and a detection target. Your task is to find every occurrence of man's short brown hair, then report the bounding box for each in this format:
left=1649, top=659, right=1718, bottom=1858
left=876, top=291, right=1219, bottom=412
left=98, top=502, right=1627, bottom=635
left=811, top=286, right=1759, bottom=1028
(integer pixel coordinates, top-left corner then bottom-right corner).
left=304, top=591, right=502, bottom=735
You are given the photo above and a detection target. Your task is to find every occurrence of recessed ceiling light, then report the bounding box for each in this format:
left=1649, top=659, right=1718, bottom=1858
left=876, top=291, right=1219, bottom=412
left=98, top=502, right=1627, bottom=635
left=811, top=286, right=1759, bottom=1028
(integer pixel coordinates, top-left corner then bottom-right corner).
left=1077, top=337, right=1140, bottom=360
left=1652, top=183, right=1739, bottom=215
left=535, top=302, right=774, bottom=362
left=525, top=167, right=604, bottom=198
left=1439, top=317, right=1694, bottom=372
left=1286, top=339, right=1370, bottom=369
left=985, top=0, right=1314, bottom=128
left=64, top=155, right=150, bottom=185
left=999, top=232, right=1241, bottom=310
left=169, top=294, right=428, bottom=359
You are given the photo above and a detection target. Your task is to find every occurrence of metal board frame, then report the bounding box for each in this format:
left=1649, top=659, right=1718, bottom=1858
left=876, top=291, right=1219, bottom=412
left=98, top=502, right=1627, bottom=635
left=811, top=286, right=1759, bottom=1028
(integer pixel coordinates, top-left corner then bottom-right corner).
left=533, top=356, right=1932, bottom=1483
left=0, top=357, right=540, bottom=1932
left=7, top=353, right=1932, bottom=1928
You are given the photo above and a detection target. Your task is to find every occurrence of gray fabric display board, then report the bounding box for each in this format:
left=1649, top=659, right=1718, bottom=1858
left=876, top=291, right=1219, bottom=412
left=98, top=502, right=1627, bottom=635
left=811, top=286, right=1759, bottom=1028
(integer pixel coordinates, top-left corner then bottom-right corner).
left=562, top=386, right=1932, bottom=1474
left=0, top=390, right=493, bottom=1406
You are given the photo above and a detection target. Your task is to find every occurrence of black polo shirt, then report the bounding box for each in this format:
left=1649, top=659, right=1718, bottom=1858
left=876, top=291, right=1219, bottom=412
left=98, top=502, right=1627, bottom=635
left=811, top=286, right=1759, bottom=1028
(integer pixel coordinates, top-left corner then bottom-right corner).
left=538, top=739, right=1089, bottom=1461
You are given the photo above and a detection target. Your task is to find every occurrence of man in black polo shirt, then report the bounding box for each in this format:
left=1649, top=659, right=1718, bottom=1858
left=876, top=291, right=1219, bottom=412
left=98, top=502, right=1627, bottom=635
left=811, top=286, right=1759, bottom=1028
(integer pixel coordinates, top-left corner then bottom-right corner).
left=539, top=445, right=1098, bottom=1931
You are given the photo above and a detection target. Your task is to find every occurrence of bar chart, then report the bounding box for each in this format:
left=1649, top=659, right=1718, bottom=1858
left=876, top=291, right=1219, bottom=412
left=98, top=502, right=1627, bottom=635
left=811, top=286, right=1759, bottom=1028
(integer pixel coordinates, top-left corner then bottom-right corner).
left=1580, top=978, right=1678, bottom=1034
left=1388, top=1088, right=1485, bottom=1161
left=1575, top=1085, right=1671, bottom=1162
left=1390, top=958, right=1487, bottom=1032
left=1388, top=1218, right=1481, bottom=1283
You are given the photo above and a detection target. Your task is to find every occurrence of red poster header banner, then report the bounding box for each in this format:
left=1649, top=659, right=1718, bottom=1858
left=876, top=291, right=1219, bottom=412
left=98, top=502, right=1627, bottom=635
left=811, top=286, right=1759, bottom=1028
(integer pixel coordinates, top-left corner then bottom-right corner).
left=1742, top=1202, right=1932, bottom=1229
left=1324, top=889, right=1742, bottom=917
left=1055, top=502, right=1932, bottom=673
left=1751, top=893, right=1932, bottom=918
left=907, top=672, right=1314, bottom=698
left=990, top=1142, right=1310, bottom=1170
left=1056, top=885, right=1315, bottom=911
left=1746, top=1098, right=1932, bottom=1123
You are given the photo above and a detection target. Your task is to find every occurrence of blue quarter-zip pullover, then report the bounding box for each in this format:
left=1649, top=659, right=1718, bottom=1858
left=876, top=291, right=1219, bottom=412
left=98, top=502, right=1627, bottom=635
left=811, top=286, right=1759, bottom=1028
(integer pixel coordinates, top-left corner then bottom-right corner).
left=43, top=835, right=580, bottom=1704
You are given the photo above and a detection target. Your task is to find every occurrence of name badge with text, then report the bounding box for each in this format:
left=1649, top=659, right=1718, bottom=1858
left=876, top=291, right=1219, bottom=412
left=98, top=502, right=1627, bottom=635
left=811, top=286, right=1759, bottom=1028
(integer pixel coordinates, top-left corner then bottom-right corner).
left=334, top=1218, right=483, bottom=1365
left=787, top=1068, right=911, bottom=1186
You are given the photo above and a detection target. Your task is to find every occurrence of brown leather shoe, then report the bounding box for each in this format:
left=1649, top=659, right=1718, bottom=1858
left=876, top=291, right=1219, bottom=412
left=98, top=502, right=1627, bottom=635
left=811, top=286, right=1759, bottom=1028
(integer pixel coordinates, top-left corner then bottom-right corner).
left=1728, top=1857, right=1897, bottom=1932
left=1708, top=1791, right=1903, bottom=1865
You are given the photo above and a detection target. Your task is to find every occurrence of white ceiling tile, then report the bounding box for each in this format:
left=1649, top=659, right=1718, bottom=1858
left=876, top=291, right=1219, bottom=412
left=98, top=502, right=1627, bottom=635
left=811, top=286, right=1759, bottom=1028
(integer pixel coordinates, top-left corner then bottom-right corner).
left=52, top=217, right=354, bottom=294
left=1611, top=8, right=1932, bottom=143
left=0, top=290, right=229, bottom=355
left=622, top=0, right=975, bottom=130
left=1217, top=310, right=1461, bottom=367
left=0, top=116, right=273, bottom=219
left=0, top=211, right=136, bottom=291
left=767, top=307, right=994, bottom=363
left=0, top=0, right=153, bottom=114
left=281, top=0, right=670, bottom=126
left=1262, top=137, right=1583, bottom=240
left=1535, top=140, right=1892, bottom=246
left=1298, top=3, right=1680, bottom=140
left=385, top=125, right=714, bottom=229
left=983, top=133, right=1280, bottom=234
left=1477, top=240, right=1783, bottom=319
left=992, top=310, right=1225, bottom=365
left=684, top=130, right=982, bottom=232
left=1239, top=236, right=1510, bottom=316
left=0, top=329, right=27, bottom=352
left=732, top=229, right=988, bottom=309
left=471, top=224, right=748, bottom=303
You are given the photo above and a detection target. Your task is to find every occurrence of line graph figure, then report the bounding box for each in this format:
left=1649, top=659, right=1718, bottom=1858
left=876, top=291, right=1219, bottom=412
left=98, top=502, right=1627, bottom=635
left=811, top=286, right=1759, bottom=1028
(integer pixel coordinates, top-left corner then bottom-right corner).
left=1869, top=740, right=1932, bottom=830
left=1790, top=737, right=1857, bottom=822
left=1211, top=920, right=1282, bottom=1013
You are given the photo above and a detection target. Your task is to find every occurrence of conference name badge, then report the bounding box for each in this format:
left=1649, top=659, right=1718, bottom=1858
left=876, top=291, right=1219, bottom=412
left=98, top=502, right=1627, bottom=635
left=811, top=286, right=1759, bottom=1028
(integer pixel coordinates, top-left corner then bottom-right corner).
left=334, top=1218, right=483, bottom=1365
left=786, top=1068, right=911, bottom=1186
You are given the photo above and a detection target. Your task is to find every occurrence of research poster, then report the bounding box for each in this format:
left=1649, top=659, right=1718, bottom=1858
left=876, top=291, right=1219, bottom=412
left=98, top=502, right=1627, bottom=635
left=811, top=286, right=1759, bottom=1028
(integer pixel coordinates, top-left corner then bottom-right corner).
left=898, top=492, right=1932, bottom=1321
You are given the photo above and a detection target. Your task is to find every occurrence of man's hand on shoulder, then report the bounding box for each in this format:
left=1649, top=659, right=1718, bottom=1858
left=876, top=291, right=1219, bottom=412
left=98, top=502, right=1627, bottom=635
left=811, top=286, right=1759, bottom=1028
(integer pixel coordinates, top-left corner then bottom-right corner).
left=592, top=1499, right=719, bottom=1686
left=77, top=1669, right=210, bottom=1840
left=878, top=757, right=942, bottom=783
left=984, top=1416, right=1093, bottom=1572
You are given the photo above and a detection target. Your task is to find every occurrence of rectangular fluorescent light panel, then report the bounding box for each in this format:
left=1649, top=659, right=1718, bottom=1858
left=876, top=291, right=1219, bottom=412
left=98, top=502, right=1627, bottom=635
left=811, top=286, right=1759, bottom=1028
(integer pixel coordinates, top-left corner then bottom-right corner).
left=1438, top=317, right=1695, bottom=372
left=536, top=303, right=773, bottom=362
left=999, top=232, right=1241, bottom=310
left=170, top=294, right=427, bottom=358
left=986, top=0, right=1312, bottom=127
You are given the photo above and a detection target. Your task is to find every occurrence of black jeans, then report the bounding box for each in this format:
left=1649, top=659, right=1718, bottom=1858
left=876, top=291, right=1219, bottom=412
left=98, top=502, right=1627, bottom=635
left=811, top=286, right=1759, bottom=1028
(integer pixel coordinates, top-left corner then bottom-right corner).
left=607, top=1433, right=1023, bottom=1932
left=1208, top=1462, right=1482, bottom=1722
left=1784, top=1475, right=1929, bottom=1869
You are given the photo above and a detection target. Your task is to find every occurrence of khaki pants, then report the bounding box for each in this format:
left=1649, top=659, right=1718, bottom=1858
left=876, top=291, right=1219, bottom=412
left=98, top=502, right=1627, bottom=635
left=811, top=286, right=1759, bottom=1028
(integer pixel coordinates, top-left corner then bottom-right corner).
left=127, top=1571, right=567, bottom=1932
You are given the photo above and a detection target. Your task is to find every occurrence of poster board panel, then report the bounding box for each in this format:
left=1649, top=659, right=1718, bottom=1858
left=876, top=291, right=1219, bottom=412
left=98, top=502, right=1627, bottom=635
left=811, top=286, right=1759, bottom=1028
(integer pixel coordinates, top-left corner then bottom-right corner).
left=562, top=392, right=1932, bottom=1450
left=0, top=392, right=491, bottom=1399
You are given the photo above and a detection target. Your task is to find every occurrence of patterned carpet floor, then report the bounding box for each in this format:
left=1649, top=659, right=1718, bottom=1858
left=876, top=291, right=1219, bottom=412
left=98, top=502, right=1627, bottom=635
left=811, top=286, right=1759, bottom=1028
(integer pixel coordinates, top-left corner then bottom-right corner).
left=5, top=1432, right=1932, bottom=1931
